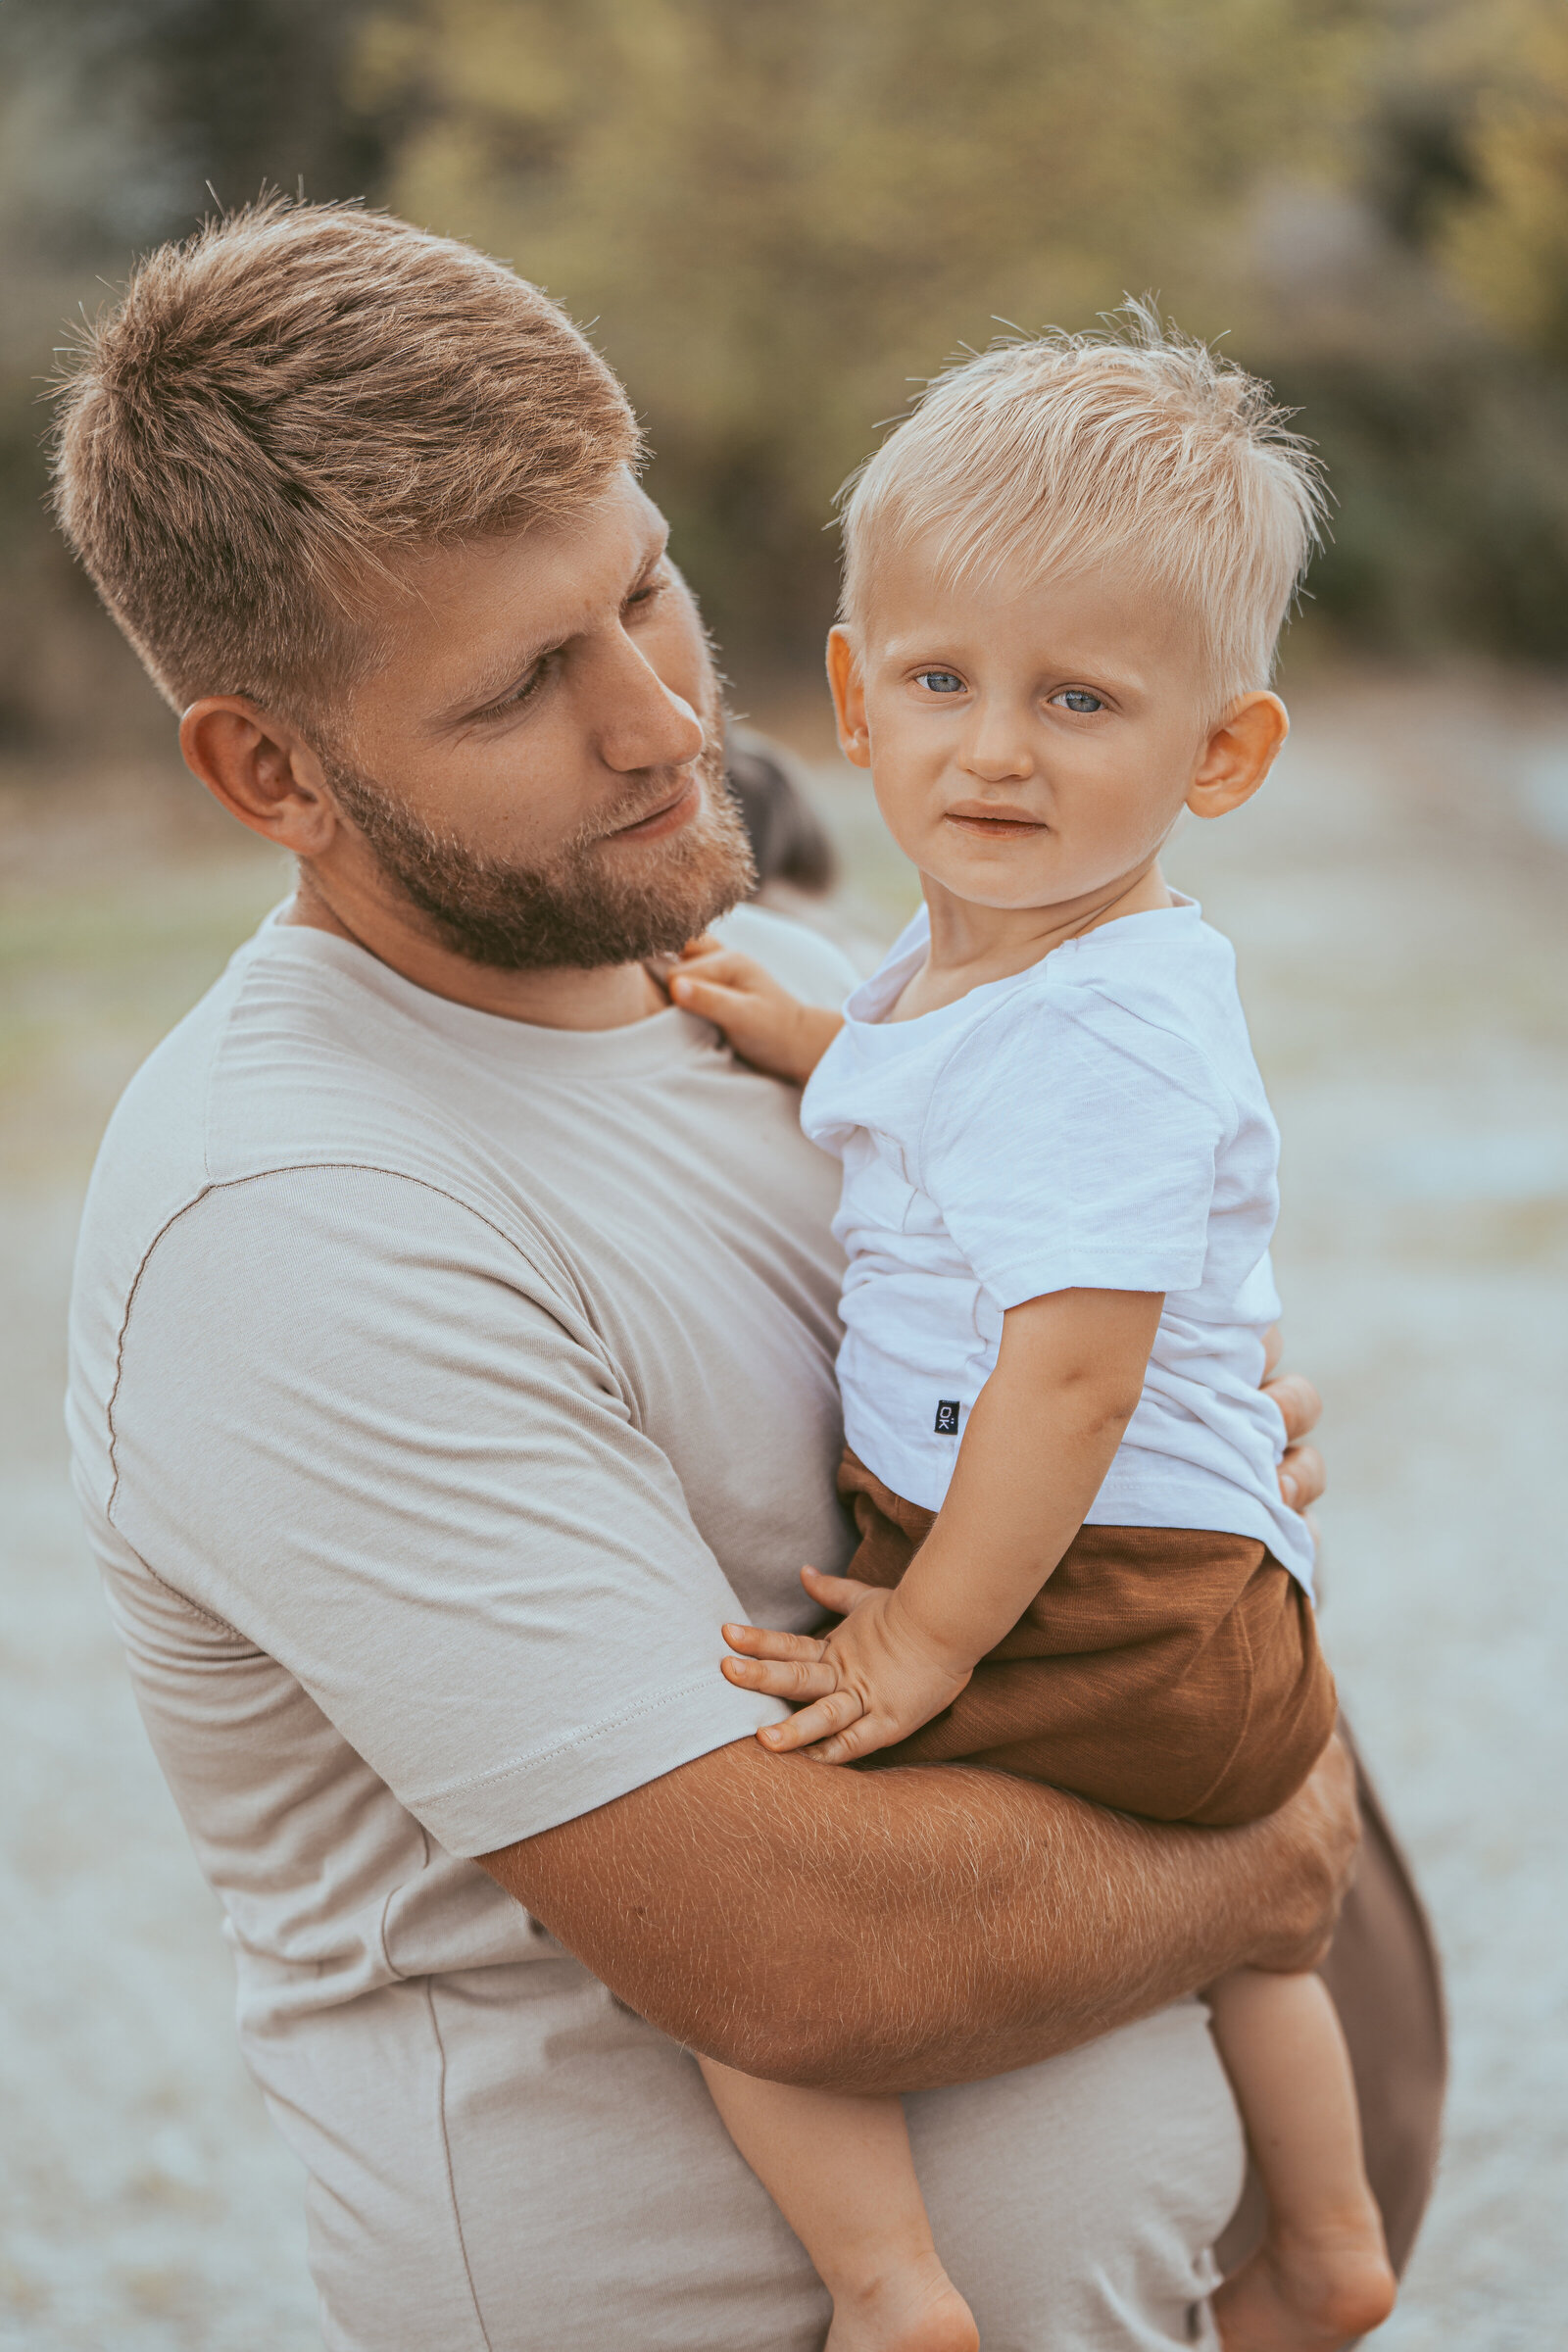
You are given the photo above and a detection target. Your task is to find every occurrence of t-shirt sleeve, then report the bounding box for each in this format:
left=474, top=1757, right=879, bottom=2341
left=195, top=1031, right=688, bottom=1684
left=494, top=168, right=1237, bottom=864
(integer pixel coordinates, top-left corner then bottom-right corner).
left=104, top=1165, right=787, bottom=1856
left=918, top=983, right=1233, bottom=1304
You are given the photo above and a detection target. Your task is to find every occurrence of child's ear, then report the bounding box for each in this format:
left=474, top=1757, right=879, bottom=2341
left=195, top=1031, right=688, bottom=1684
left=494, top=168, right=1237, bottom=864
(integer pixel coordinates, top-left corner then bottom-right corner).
left=826, top=627, right=871, bottom=770
left=1186, top=691, right=1289, bottom=820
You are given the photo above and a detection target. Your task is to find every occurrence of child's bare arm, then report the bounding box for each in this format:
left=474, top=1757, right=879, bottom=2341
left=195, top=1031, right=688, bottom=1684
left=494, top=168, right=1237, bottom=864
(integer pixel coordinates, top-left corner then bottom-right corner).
left=667, top=936, right=844, bottom=1084
left=721, top=1287, right=1163, bottom=1762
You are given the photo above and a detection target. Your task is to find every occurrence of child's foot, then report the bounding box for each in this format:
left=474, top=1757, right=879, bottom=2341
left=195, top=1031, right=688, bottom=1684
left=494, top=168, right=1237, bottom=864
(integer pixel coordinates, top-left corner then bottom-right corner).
left=1213, top=2213, right=1396, bottom=2350
left=824, top=2248, right=980, bottom=2352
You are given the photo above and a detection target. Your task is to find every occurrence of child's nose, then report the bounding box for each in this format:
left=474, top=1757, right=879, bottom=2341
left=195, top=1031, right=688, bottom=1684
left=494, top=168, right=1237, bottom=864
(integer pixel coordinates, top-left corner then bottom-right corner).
left=961, top=711, right=1035, bottom=782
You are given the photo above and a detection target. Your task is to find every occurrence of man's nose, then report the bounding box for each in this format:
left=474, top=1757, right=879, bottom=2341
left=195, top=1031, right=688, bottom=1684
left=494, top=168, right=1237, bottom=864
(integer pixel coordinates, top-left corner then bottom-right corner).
left=594, top=637, right=708, bottom=774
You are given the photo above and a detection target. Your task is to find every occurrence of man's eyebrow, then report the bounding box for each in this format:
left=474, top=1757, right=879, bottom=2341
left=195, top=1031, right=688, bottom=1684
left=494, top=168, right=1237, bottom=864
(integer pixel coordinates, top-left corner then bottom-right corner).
left=433, top=528, right=672, bottom=728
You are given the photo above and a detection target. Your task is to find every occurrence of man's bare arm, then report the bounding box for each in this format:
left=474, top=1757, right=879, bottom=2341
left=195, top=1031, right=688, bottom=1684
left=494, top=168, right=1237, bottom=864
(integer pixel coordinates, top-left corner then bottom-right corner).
left=480, top=1734, right=1356, bottom=2095
left=482, top=1349, right=1338, bottom=2091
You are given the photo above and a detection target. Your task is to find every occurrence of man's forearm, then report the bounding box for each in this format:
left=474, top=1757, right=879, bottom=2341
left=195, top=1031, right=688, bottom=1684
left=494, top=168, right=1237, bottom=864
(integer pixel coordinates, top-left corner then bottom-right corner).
left=481, top=1734, right=1355, bottom=2094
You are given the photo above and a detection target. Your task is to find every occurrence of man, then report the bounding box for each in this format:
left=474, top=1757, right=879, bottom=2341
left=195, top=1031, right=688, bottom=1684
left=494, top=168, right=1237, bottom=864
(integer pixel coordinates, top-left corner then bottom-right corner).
left=58, top=202, right=1440, bottom=2350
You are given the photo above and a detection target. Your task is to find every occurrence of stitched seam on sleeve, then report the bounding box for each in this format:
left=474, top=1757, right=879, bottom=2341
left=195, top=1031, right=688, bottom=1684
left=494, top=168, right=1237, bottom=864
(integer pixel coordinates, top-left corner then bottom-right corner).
left=1077, top=978, right=1243, bottom=1139
left=408, top=1668, right=730, bottom=1808
left=103, top=1519, right=245, bottom=1636
left=104, top=1162, right=596, bottom=1528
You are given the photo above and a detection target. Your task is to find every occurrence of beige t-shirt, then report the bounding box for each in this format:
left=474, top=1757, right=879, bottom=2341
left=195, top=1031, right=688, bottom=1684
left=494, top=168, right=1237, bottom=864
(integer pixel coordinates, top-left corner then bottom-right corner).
left=68, top=903, right=1241, bottom=2352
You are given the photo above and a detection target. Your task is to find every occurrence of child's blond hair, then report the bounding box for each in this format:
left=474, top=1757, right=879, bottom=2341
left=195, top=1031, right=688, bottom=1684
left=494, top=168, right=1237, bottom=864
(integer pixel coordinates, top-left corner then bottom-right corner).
left=838, top=303, right=1326, bottom=711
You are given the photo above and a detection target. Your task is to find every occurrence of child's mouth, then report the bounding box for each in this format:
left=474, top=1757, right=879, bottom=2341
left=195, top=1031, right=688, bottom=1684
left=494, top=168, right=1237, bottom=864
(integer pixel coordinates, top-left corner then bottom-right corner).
left=943, top=804, right=1045, bottom=840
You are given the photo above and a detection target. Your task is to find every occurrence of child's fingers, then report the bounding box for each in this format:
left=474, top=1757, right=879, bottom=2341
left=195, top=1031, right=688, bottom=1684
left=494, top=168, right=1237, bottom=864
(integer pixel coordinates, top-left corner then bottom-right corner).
left=799, top=1564, right=880, bottom=1617
left=720, top=1652, right=841, bottom=1700
left=756, top=1689, right=866, bottom=1753
left=673, top=950, right=743, bottom=984
left=673, top=945, right=767, bottom=990
left=722, top=1621, right=827, bottom=1662
left=668, top=971, right=754, bottom=1021
left=801, top=1717, right=889, bottom=1766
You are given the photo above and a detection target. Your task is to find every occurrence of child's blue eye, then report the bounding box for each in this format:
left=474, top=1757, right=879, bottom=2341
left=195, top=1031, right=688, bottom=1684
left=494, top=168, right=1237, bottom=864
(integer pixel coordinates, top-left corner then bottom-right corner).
left=1056, top=689, right=1104, bottom=713
left=914, top=669, right=965, bottom=695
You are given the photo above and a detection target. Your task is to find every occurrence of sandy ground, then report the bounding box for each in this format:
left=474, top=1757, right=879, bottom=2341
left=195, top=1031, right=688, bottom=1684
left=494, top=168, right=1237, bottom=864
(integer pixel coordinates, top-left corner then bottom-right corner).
left=2, top=670, right=1566, bottom=2348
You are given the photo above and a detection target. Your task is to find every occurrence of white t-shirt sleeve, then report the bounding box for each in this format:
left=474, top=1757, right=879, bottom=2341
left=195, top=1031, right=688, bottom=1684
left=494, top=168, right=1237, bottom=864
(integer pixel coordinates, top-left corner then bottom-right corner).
left=919, top=982, right=1233, bottom=1304
left=104, top=1165, right=785, bottom=1857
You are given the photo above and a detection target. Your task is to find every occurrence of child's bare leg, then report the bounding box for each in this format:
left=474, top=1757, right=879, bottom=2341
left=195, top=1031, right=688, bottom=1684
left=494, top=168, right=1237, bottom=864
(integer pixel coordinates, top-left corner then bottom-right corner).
left=1209, top=1969, right=1397, bottom=2350
left=698, top=2056, right=978, bottom=2352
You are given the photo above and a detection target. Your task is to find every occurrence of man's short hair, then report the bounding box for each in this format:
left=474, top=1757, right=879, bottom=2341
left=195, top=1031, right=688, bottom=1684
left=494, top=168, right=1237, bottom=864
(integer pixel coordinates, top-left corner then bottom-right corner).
left=838, top=303, right=1326, bottom=711
left=50, top=199, right=641, bottom=725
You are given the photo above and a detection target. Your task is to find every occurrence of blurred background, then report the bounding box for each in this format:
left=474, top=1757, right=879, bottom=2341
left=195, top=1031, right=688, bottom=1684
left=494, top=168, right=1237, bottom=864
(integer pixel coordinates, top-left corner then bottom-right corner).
left=1, top=2, right=1565, bottom=2346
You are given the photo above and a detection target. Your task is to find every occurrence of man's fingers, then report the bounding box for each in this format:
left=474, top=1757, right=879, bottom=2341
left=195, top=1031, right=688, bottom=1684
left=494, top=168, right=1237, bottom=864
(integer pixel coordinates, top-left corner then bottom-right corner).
left=720, top=1652, right=839, bottom=1701
left=1264, top=1370, right=1322, bottom=1445
left=1265, top=1370, right=1325, bottom=1511
left=757, top=1690, right=866, bottom=1753
left=1279, top=1442, right=1324, bottom=1512
left=1249, top=1734, right=1360, bottom=1973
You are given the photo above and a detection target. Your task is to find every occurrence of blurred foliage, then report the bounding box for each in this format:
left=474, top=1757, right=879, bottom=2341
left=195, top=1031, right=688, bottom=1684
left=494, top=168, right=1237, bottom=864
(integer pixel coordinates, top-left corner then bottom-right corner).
left=1, top=0, right=1566, bottom=750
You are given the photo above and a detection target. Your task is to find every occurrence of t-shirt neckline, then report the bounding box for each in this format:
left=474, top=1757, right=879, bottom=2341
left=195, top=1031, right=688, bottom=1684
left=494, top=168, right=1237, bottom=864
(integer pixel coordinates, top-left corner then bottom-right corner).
left=847, top=891, right=1201, bottom=1031
left=246, top=905, right=721, bottom=1080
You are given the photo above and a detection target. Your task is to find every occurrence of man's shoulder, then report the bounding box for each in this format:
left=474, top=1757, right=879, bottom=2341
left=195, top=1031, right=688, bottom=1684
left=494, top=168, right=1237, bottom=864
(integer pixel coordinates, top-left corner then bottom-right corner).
left=70, top=921, right=515, bottom=1379
left=82, top=916, right=460, bottom=1215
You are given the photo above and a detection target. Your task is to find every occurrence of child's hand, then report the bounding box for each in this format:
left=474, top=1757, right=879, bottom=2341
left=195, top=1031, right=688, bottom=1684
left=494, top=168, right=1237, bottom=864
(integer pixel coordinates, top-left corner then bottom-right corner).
left=720, top=1566, right=973, bottom=1764
left=667, top=937, right=844, bottom=1086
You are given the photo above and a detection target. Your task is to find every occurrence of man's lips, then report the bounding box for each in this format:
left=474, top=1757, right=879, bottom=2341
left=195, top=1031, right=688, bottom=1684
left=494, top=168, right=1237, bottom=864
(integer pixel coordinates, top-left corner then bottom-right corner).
left=606, top=775, right=702, bottom=843
left=943, top=802, right=1046, bottom=840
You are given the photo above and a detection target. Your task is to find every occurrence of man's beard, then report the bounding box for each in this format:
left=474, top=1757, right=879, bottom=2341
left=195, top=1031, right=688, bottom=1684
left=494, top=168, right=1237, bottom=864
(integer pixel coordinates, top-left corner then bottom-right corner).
left=321, top=689, right=757, bottom=972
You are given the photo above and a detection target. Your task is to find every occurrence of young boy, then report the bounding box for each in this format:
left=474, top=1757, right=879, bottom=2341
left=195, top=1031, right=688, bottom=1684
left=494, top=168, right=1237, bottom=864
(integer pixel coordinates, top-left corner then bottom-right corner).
left=667, top=316, right=1399, bottom=2352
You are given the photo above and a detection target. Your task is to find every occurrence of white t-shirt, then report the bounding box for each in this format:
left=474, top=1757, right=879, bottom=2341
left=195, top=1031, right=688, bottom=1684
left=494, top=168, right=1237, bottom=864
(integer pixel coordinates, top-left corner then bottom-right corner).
left=801, top=895, right=1313, bottom=1590
left=66, top=899, right=1242, bottom=2351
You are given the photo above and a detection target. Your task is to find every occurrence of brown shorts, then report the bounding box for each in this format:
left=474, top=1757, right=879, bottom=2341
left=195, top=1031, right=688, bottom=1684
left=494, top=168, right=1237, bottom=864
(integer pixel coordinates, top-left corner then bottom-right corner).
left=837, top=1447, right=1338, bottom=1828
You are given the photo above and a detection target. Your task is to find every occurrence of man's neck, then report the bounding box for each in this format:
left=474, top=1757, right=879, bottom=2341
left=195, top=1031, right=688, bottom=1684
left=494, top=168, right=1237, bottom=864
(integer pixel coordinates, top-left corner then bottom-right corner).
left=282, top=865, right=667, bottom=1031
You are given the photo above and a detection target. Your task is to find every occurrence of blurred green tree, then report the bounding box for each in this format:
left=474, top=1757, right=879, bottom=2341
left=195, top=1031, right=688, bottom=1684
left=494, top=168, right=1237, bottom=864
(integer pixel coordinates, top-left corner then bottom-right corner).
left=364, top=0, right=1368, bottom=669
left=1444, top=0, right=1568, bottom=361
left=0, top=0, right=394, bottom=749
left=2, top=0, right=1565, bottom=754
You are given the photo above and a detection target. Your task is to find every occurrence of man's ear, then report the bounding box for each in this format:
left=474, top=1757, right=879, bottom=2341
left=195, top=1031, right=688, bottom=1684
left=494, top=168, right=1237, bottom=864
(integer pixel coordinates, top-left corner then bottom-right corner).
left=826, top=628, right=871, bottom=771
left=178, top=697, right=340, bottom=856
left=1186, top=691, right=1289, bottom=820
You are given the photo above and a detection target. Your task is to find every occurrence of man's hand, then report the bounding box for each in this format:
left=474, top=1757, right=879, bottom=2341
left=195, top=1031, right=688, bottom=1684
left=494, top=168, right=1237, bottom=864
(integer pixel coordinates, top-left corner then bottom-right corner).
left=1243, top=1735, right=1360, bottom=1973
left=667, top=936, right=844, bottom=1084
left=1262, top=1326, right=1324, bottom=1518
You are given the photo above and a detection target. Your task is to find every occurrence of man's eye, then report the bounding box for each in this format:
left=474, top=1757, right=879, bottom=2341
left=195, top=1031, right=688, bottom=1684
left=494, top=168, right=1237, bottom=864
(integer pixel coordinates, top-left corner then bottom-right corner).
left=499, top=662, right=548, bottom=710
left=470, top=659, right=550, bottom=722
left=1054, top=689, right=1104, bottom=714
left=914, top=669, right=965, bottom=696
